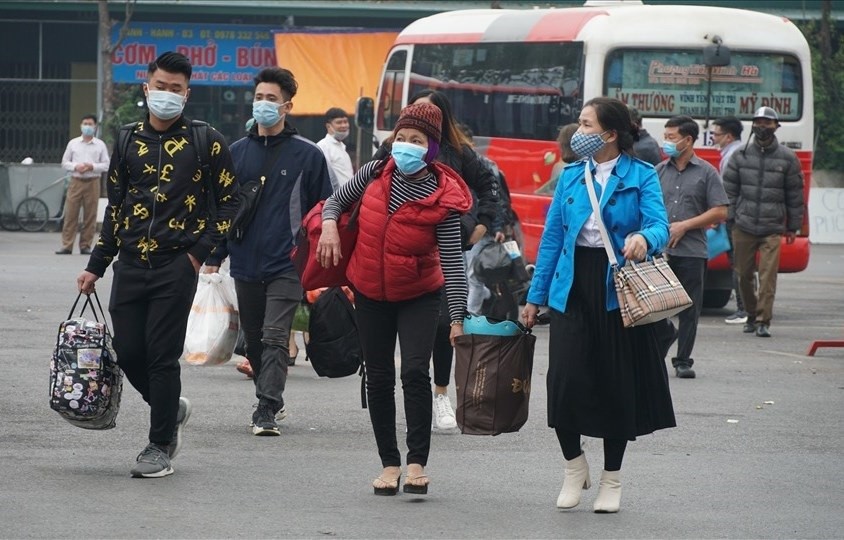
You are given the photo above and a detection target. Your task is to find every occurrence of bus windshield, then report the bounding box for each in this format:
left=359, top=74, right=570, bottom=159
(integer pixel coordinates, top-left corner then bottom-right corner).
left=406, top=42, right=584, bottom=141
left=604, top=49, right=802, bottom=121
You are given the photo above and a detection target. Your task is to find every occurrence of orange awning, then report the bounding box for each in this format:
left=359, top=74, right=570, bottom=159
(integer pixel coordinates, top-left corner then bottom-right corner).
left=274, top=31, right=398, bottom=116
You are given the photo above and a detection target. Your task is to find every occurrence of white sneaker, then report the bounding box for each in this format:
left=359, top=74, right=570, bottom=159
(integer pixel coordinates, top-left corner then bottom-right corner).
left=432, top=393, right=457, bottom=430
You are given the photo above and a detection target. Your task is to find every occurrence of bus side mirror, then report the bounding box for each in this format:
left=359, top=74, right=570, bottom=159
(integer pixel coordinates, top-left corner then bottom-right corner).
left=703, top=42, right=730, bottom=67
left=355, top=97, right=374, bottom=130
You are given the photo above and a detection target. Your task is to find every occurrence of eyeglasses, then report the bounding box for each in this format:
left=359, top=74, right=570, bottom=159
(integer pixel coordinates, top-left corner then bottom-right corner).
left=711, top=132, right=725, bottom=138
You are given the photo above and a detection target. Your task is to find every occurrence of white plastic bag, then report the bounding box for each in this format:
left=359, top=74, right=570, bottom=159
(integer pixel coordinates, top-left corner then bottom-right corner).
left=182, top=273, right=239, bottom=365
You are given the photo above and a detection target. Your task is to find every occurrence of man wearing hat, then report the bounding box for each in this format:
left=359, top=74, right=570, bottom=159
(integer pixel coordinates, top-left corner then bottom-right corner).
left=722, top=107, right=804, bottom=338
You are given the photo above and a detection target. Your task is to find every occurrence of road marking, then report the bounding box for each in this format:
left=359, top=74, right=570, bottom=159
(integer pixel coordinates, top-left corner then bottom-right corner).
left=760, top=349, right=816, bottom=360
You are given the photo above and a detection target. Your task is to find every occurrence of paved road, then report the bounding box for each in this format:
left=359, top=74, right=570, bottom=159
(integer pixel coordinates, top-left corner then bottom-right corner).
left=1, top=231, right=842, bottom=539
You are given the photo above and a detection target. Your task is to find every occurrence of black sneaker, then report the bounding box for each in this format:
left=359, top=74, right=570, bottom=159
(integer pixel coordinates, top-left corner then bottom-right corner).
left=130, top=444, right=173, bottom=478
left=755, top=324, right=771, bottom=338
left=724, top=310, right=748, bottom=324
left=743, top=322, right=757, bottom=334
left=675, top=365, right=697, bottom=379
left=167, top=397, right=192, bottom=459
left=248, top=403, right=287, bottom=426
left=251, top=403, right=280, bottom=436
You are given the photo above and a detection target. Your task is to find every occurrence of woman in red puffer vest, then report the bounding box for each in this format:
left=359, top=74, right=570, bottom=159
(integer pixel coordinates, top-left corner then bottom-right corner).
left=318, top=102, right=471, bottom=497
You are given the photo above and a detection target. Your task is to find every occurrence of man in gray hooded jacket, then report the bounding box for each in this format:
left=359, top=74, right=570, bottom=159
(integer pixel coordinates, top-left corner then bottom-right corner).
left=722, top=107, right=804, bottom=338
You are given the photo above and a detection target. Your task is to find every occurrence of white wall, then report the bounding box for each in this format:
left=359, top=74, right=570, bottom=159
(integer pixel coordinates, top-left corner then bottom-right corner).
left=809, top=188, right=844, bottom=244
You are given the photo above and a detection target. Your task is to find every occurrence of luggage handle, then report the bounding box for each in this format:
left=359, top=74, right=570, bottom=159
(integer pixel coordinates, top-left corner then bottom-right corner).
left=63, top=291, right=113, bottom=340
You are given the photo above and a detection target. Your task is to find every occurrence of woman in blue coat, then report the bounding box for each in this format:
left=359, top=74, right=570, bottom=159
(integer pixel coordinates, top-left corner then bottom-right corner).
left=522, top=97, right=675, bottom=513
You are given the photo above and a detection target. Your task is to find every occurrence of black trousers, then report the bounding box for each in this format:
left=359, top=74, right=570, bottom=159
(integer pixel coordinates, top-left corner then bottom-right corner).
left=356, top=289, right=442, bottom=468
left=109, top=256, right=197, bottom=446
left=235, top=272, right=302, bottom=409
left=666, top=255, right=706, bottom=365
left=431, top=294, right=453, bottom=388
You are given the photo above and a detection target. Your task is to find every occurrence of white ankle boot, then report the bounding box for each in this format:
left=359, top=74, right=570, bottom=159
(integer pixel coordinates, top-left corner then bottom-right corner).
left=556, top=453, right=591, bottom=508
left=593, top=470, right=622, bottom=513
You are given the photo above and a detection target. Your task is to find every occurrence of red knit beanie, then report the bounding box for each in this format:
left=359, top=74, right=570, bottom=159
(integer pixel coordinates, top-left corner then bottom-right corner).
left=394, top=103, right=443, bottom=144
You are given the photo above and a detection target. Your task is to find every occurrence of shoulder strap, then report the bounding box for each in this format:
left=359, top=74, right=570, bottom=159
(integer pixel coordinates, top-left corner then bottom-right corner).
left=584, top=163, right=619, bottom=267
left=116, top=122, right=137, bottom=200
left=189, top=120, right=217, bottom=218
left=190, top=120, right=212, bottom=185
left=348, top=158, right=387, bottom=227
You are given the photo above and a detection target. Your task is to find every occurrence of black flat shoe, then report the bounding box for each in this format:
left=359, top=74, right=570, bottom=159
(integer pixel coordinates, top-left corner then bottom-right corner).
left=743, top=322, right=757, bottom=334
left=373, top=474, right=401, bottom=496
left=55, top=249, right=71, bottom=255
left=403, top=475, right=429, bottom=495
left=755, top=324, right=771, bottom=338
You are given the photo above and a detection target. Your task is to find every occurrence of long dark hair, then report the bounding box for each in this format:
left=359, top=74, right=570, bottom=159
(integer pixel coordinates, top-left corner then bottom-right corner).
left=582, top=97, right=638, bottom=154
left=408, top=89, right=472, bottom=150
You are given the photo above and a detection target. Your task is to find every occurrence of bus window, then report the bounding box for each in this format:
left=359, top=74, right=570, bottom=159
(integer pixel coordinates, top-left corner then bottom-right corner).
left=408, top=42, right=584, bottom=141
left=604, top=49, right=802, bottom=121
left=376, top=50, right=407, bottom=131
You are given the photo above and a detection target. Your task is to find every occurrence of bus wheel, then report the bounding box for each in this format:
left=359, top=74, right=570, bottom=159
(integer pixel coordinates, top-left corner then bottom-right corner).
left=702, top=289, right=731, bottom=309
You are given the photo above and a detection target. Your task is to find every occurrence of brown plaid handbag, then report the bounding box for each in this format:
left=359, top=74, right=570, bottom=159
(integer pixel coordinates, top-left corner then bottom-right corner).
left=612, top=256, right=692, bottom=327
left=584, top=163, right=692, bottom=328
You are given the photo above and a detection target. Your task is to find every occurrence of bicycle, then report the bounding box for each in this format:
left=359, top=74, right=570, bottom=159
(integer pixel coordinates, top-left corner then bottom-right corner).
left=15, top=172, right=69, bottom=232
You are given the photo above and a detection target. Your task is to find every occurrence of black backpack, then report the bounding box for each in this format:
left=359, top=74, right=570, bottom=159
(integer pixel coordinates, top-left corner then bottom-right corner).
left=305, top=287, right=362, bottom=380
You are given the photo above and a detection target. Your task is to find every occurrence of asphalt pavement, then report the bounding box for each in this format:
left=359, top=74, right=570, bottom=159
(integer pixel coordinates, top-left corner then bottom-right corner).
left=0, top=231, right=842, bottom=539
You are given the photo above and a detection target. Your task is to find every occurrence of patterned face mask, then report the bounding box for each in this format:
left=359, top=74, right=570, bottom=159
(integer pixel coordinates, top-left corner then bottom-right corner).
left=570, top=130, right=608, bottom=159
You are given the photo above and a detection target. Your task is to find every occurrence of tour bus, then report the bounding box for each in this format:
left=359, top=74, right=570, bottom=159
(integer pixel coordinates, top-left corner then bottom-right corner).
left=367, top=1, right=812, bottom=307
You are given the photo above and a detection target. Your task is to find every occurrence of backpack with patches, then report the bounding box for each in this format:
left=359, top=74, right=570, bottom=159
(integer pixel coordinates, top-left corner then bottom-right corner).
left=305, top=287, right=362, bottom=380
left=49, top=292, right=123, bottom=430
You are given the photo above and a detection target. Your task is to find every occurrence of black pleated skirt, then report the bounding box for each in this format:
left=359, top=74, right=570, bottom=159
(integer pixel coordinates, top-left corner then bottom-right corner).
left=547, top=247, right=676, bottom=440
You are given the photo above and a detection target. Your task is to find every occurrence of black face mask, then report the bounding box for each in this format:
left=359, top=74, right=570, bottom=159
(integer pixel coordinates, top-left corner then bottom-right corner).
left=752, top=126, right=775, bottom=142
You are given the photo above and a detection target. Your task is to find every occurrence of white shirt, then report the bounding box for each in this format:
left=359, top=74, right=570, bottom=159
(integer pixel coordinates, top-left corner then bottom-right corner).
left=316, top=133, right=354, bottom=187
left=576, top=155, right=620, bottom=248
left=61, top=136, right=110, bottom=179
left=719, top=139, right=743, bottom=174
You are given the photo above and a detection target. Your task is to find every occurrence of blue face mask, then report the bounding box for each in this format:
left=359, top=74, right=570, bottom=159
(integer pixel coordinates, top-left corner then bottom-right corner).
left=391, top=141, right=428, bottom=175
left=662, top=140, right=685, bottom=158
left=80, top=125, right=96, bottom=137
left=570, top=130, right=608, bottom=159
left=252, top=100, right=288, bottom=128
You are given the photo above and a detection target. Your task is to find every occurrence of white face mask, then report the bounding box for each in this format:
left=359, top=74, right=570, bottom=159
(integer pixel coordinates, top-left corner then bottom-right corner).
left=146, top=89, right=186, bottom=120
left=332, top=130, right=349, bottom=142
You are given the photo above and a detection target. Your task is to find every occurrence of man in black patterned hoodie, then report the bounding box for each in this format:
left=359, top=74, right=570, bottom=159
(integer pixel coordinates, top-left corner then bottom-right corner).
left=77, top=52, right=238, bottom=478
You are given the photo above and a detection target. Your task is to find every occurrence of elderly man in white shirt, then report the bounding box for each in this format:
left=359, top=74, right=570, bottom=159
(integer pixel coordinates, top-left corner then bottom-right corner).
left=56, top=114, right=109, bottom=255
left=316, top=107, right=354, bottom=187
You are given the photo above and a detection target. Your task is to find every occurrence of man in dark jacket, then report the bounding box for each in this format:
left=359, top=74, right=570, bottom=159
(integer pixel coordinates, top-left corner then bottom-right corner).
left=77, top=51, right=239, bottom=478
left=722, top=107, right=804, bottom=338
left=628, top=105, right=662, bottom=166
left=205, top=67, right=334, bottom=435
